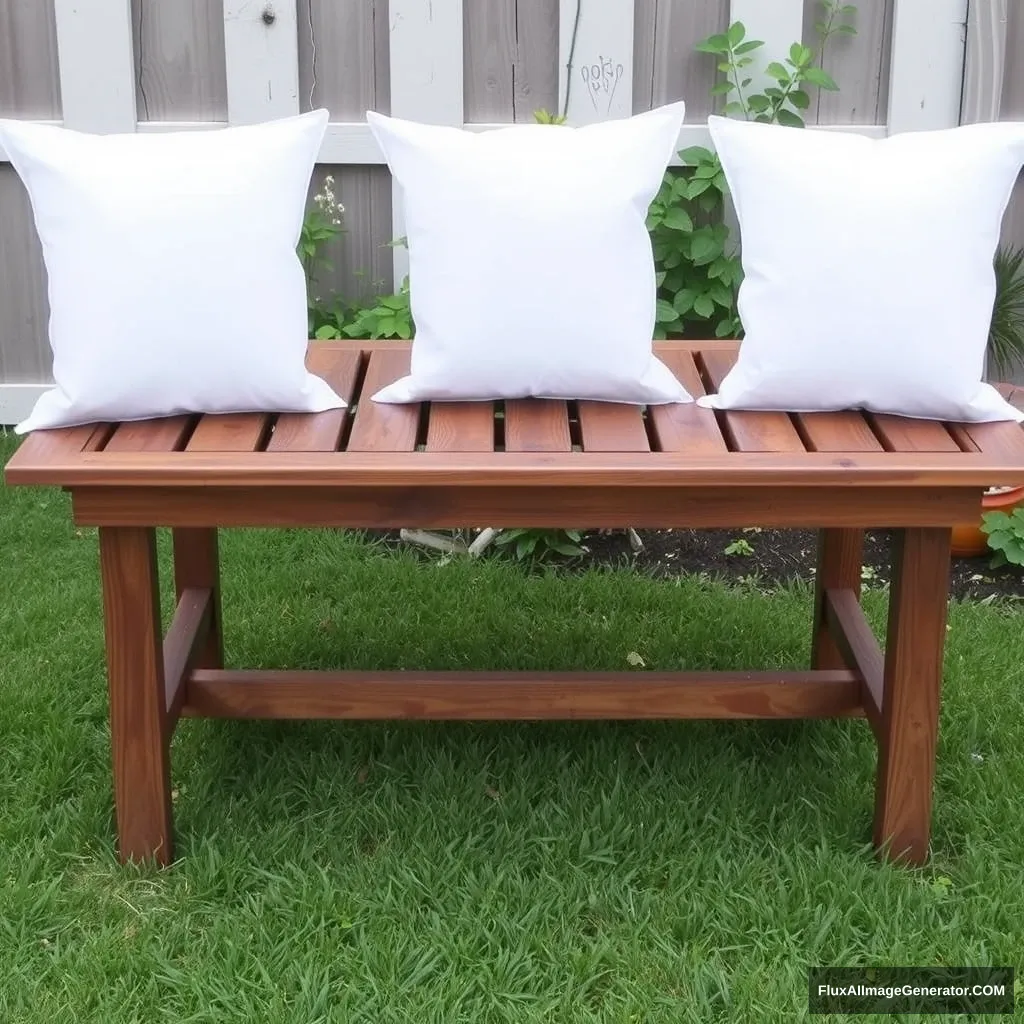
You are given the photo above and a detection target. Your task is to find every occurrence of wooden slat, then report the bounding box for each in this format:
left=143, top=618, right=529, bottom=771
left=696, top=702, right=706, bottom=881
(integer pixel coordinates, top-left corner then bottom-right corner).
left=105, top=417, right=192, bottom=452
left=797, top=411, right=883, bottom=453
left=648, top=349, right=728, bottom=454
left=6, top=423, right=105, bottom=467
left=346, top=347, right=419, bottom=452
left=825, top=588, right=883, bottom=738
left=162, top=586, right=212, bottom=725
left=182, top=668, right=863, bottom=720
left=504, top=399, right=572, bottom=452
left=577, top=403, right=650, bottom=452
left=187, top=413, right=269, bottom=453
left=699, top=348, right=805, bottom=453
left=870, top=415, right=960, bottom=452
left=426, top=403, right=495, bottom=453
left=948, top=420, right=1024, bottom=461
left=268, top=347, right=362, bottom=453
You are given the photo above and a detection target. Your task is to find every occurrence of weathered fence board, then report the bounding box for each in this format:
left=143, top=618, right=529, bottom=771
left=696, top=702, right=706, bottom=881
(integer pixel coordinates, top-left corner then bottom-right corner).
left=633, top=0, right=728, bottom=119
left=0, top=0, right=61, bottom=118
left=463, top=0, right=558, bottom=122
left=803, top=0, right=892, bottom=124
left=131, top=0, right=226, bottom=121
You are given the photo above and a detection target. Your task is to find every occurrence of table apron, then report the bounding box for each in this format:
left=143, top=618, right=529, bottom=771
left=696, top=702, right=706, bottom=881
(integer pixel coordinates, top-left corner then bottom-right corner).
left=70, top=485, right=982, bottom=529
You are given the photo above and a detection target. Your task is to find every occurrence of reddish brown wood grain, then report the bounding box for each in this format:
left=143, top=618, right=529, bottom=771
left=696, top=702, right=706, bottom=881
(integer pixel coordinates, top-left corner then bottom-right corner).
left=105, top=417, right=192, bottom=452
left=426, top=403, right=495, bottom=452
left=187, top=413, right=270, bottom=452
left=873, top=527, right=951, bottom=865
left=812, top=529, right=863, bottom=670
left=870, top=415, right=960, bottom=452
left=346, top=348, right=419, bottom=452
left=797, top=411, right=882, bottom=453
left=825, top=587, right=883, bottom=737
left=182, top=669, right=863, bottom=720
left=577, top=402, right=650, bottom=452
left=648, top=349, right=729, bottom=455
left=699, top=349, right=805, bottom=453
left=99, top=527, right=173, bottom=865
left=172, top=528, right=222, bottom=670
left=504, top=399, right=572, bottom=451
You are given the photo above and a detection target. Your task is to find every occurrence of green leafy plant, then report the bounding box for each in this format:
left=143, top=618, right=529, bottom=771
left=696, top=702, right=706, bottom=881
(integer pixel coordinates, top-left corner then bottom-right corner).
left=990, top=245, right=1024, bottom=376
left=494, top=528, right=586, bottom=561
left=724, top=538, right=754, bottom=557
left=533, top=109, right=567, bottom=125
left=981, top=507, right=1024, bottom=568
left=300, top=174, right=346, bottom=329
left=340, top=278, right=414, bottom=340
left=649, top=2, right=855, bottom=339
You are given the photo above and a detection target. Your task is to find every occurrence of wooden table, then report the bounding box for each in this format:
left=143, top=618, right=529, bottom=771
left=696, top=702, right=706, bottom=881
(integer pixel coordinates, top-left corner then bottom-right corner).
left=7, top=341, right=1024, bottom=867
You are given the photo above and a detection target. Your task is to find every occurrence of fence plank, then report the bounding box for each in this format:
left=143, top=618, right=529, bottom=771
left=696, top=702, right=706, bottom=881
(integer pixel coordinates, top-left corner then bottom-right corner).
left=729, top=0, right=804, bottom=93
left=0, top=0, right=61, bottom=118
left=802, top=0, right=892, bottom=125
left=960, top=0, right=1006, bottom=123
left=0, top=170, right=50, bottom=390
left=633, top=0, right=727, bottom=118
left=464, top=0, right=558, bottom=123
left=887, top=0, right=968, bottom=132
left=132, top=0, right=227, bottom=121
left=297, top=0, right=388, bottom=117
left=53, top=0, right=136, bottom=131
left=388, top=0, right=463, bottom=282
left=222, top=0, right=299, bottom=124
left=558, top=0, right=633, bottom=124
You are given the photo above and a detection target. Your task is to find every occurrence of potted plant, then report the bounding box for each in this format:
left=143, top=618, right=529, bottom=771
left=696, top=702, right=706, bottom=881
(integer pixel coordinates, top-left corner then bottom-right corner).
left=951, top=245, right=1024, bottom=558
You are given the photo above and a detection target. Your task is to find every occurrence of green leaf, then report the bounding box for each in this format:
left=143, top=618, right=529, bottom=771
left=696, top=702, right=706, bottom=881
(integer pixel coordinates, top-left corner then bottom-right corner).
left=710, top=81, right=736, bottom=96
left=790, top=43, right=813, bottom=67
left=835, top=23, right=857, bottom=35
left=645, top=213, right=661, bottom=232
left=396, top=320, right=413, bottom=340
left=715, top=318, right=735, bottom=337
left=314, top=324, right=340, bottom=340
left=726, top=21, right=746, bottom=46
left=747, top=94, right=771, bottom=112
left=680, top=145, right=714, bottom=164
left=764, top=87, right=784, bottom=99
left=548, top=540, right=584, bottom=557
left=686, top=178, right=713, bottom=199
left=693, top=294, right=715, bottom=319
left=766, top=62, right=790, bottom=83
left=673, top=289, right=697, bottom=316
left=789, top=88, right=811, bottom=109
left=696, top=33, right=730, bottom=53
left=981, top=511, right=1014, bottom=532
left=656, top=299, right=680, bottom=324
left=776, top=108, right=805, bottom=128
left=655, top=270, right=667, bottom=287
left=662, top=206, right=694, bottom=232
left=710, top=283, right=734, bottom=307
left=803, top=66, right=839, bottom=90
left=733, top=40, right=763, bottom=55
left=694, top=162, right=719, bottom=179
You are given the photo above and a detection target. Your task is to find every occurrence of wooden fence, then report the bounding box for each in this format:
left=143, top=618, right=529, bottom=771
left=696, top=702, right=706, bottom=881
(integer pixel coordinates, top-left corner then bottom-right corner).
left=0, top=0, right=1022, bottom=421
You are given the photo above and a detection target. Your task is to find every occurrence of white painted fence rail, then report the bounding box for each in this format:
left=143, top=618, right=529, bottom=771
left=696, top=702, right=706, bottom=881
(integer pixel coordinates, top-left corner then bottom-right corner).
left=0, top=0, right=991, bottom=421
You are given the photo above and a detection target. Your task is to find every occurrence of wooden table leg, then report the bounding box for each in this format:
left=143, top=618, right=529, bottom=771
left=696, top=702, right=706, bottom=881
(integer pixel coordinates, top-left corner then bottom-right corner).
left=99, top=527, right=173, bottom=865
left=172, top=528, right=223, bottom=669
left=873, top=527, right=951, bottom=865
left=812, top=528, right=863, bottom=669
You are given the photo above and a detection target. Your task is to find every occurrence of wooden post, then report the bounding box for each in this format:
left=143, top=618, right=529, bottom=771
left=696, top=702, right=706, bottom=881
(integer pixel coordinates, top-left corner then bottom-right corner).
left=99, top=527, right=174, bottom=865
left=811, top=528, right=863, bottom=670
left=172, top=528, right=224, bottom=670
left=873, top=527, right=952, bottom=865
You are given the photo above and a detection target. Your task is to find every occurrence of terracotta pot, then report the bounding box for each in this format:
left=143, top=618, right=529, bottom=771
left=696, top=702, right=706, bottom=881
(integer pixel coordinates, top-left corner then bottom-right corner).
left=950, top=485, right=1024, bottom=558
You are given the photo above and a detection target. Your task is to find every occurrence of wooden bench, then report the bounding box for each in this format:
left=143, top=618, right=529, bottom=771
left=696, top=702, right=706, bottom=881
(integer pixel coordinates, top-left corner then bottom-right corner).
left=7, top=340, right=1024, bottom=868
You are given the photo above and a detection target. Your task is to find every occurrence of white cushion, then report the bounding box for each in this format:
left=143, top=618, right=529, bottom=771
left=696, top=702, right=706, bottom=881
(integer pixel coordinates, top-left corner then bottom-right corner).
left=700, top=117, right=1024, bottom=423
left=0, top=112, right=344, bottom=434
left=366, top=105, right=692, bottom=405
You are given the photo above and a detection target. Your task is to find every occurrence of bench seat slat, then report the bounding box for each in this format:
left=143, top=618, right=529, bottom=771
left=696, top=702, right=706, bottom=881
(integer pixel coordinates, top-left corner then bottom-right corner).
left=268, top=347, right=362, bottom=452
left=187, top=413, right=271, bottom=452
left=346, top=348, right=419, bottom=453
left=504, top=400, right=571, bottom=452
left=870, top=415, right=960, bottom=452
left=796, top=411, right=882, bottom=453
left=700, top=349, right=805, bottom=453
left=577, top=402, right=649, bottom=452
left=426, top=403, right=495, bottom=452
left=105, top=417, right=193, bottom=452
left=648, top=349, right=728, bottom=454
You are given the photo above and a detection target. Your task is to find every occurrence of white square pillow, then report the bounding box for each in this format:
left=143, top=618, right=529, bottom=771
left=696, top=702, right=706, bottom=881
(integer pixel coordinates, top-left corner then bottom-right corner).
left=701, top=116, right=1024, bottom=423
left=0, top=111, right=344, bottom=434
left=367, top=104, right=691, bottom=405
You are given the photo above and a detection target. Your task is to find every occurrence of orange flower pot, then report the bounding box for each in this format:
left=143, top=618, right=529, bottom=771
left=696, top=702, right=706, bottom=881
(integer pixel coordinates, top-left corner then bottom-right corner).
left=950, top=486, right=1024, bottom=558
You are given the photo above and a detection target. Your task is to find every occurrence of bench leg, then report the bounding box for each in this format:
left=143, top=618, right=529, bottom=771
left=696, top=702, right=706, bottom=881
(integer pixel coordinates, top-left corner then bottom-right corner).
left=172, top=528, right=223, bottom=669
left=811, top=528, right=863, bottom=669
left=873, top=527, right=951, bottom=865
left=99, top=527, right=173, bottom=866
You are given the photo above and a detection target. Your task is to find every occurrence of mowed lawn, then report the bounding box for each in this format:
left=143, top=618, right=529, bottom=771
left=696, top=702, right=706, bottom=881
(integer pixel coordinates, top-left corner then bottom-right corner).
left=2, top=433, right=1023, bottom=1023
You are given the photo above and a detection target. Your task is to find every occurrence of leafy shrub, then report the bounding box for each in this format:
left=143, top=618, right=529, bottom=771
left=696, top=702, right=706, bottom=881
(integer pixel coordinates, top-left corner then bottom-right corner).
left=982, top=507, right=1024, bottom=569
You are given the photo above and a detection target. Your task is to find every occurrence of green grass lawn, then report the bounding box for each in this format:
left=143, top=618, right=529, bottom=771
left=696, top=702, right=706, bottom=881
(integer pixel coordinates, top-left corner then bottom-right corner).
left=2, top=433, right=1024, bottom=1022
